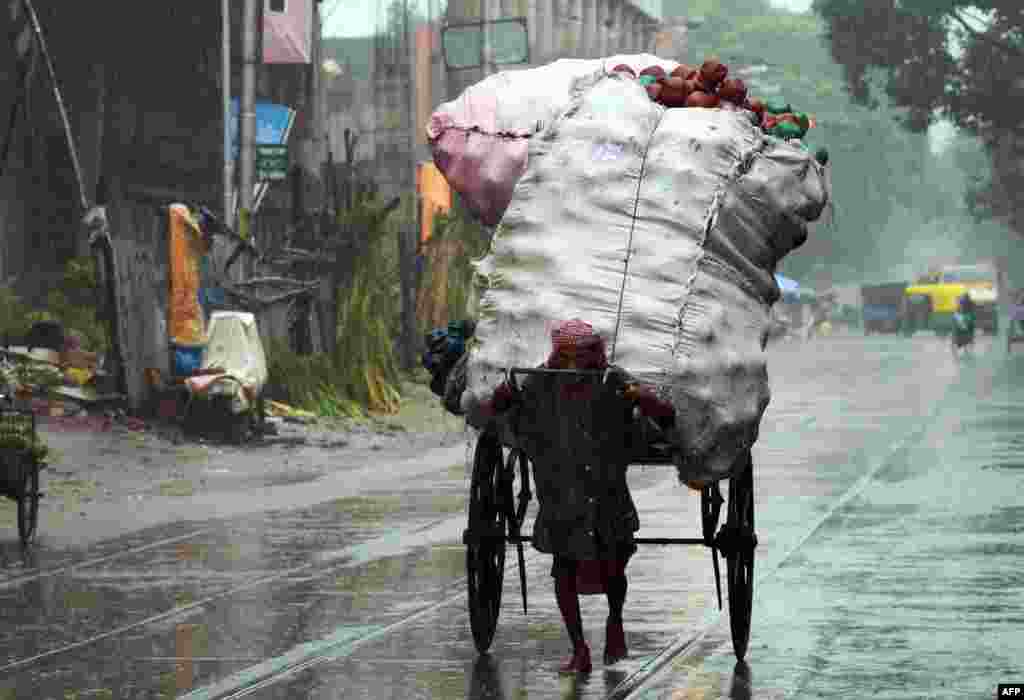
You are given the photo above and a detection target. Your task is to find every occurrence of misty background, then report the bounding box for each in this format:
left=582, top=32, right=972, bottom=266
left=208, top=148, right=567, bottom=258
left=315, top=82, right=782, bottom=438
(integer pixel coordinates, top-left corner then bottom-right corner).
left=321, top=0, right=1023, bottom=289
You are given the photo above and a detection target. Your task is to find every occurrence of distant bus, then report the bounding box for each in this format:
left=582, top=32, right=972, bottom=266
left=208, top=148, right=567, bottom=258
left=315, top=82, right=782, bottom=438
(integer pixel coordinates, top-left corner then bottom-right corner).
left=861, top=282, right=907, bottom=334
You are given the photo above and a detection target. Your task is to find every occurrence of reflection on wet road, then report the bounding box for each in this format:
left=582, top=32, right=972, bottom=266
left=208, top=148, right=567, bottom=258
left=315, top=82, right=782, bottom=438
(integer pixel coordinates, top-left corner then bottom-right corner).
left=627, top=336, right=1024, bottom=699
left=0, top=333, right=1020, bottom=699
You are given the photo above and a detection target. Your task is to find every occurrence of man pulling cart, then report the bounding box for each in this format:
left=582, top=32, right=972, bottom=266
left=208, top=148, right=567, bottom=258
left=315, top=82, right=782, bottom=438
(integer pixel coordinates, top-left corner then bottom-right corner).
left=424, top=52, right=831, bottom=671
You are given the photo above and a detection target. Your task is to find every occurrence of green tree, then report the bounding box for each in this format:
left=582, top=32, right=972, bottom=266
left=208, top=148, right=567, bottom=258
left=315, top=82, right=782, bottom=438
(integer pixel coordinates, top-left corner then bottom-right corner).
left=668, top=0, right=943, bottom=282
left=813, top=0, right=1024, bottom=236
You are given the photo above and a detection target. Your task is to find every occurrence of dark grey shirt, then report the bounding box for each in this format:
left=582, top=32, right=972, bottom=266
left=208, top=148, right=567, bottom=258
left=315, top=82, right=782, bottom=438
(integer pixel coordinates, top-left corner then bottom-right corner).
left=512, top=374, right=640, bottom=559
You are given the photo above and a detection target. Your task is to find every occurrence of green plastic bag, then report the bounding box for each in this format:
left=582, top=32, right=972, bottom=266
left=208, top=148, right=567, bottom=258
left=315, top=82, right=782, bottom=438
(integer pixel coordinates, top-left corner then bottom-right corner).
left=770, top=121, right=804, bottom=139
left=801, top=142, right=830, bottom=165
left=765, top=98, right=792, bottom=115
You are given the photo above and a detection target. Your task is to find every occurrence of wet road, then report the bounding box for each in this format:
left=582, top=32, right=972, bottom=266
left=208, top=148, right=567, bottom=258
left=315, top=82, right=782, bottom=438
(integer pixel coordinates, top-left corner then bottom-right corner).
left=0, top=331, right=1020, bottom=699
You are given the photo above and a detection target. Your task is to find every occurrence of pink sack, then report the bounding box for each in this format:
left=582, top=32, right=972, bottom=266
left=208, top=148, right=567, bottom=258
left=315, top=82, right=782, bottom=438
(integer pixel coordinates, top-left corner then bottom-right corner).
left=427, top=55, right=679, bottom=225
left=428, top=120, right=528, bottom=227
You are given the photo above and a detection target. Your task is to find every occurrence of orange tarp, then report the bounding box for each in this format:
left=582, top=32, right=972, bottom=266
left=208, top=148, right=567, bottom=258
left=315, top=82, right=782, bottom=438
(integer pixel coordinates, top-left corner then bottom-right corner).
left=418, top=161, right=451, bottom=243
left=167, top=204, right=210, bottom=347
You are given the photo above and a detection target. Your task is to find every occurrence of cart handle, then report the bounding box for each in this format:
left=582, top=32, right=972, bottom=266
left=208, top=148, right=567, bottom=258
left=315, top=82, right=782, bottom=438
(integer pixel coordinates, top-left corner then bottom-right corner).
left=505, top=366, right=621, bottom=392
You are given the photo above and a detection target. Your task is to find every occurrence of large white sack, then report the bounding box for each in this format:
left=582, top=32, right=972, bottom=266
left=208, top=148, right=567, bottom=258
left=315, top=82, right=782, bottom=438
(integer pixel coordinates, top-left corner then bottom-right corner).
left=434, top=62, right=828, bottom=483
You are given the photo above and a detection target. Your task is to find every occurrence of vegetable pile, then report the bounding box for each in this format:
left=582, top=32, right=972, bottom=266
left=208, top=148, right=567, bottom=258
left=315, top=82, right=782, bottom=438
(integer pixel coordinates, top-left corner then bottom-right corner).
left=610, top=58, right=829, bottom=165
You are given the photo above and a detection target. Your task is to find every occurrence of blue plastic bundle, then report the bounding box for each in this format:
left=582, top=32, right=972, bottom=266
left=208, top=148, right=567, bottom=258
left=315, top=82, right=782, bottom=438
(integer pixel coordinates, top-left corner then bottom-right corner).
left=422, top=319, right=476, bottom=397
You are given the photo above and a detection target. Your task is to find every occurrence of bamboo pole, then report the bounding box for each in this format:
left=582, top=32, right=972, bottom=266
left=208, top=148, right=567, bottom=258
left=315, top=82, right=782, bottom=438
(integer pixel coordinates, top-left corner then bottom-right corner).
left=21, top=0, right=86, bottom=212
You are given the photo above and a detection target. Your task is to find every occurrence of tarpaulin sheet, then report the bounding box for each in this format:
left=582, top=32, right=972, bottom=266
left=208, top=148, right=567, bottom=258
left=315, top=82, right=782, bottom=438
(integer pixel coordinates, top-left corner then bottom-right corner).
left=185, top=311, right=268, bottom=412
left=168, top=204, right=210, bottom=347
left=429, top=56, right=829, bottom=482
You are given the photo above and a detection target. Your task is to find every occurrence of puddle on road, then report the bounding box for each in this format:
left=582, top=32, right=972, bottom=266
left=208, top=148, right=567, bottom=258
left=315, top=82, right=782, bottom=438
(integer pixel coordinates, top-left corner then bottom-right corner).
left=982, top=460, right=1024, bottom=472
left=411, top=545, right=465, bottom=579
left=413, top=669, right=467, bottom=699
left=260, top=470, right=324, bottom=488
left=445, top=461, right=469, bottom=480
left=158, top=480, right=196, bottom=497
left=526, top=621, right=564, bottom=641
left=63, top=589, right=100, bottom=610
left=430, top=493, right=468, bottom=515
left=0, top=500, right=13, bottom=528
left=331, top=556, right=408, bottom=594
left=175, top=446, right=210, bottom=464
left=47, top=479, right=99, bottom=500
left=330, top=495, right=403, bottom=525
left=963, top=506, right=1024, bottom=535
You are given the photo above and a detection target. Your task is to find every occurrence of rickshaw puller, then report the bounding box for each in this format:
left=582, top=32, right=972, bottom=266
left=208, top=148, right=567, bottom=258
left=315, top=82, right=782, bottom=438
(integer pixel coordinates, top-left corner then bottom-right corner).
left=479, top=319, right=677, bottom=673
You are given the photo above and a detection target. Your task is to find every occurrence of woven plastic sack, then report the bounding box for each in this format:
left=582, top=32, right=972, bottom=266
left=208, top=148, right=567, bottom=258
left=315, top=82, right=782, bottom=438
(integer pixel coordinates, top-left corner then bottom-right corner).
left=431, top=59, right=829, bottom=483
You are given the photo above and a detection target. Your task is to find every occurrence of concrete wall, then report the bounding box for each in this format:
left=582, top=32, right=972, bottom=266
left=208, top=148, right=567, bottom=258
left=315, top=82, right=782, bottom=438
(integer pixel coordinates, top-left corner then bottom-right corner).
left=108, top=200, right=173, bottom=408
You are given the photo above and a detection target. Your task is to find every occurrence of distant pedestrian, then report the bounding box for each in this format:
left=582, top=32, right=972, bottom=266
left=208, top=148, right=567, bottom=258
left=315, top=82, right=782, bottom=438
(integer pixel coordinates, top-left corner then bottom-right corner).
left=952, top=293, right=976, bottom=356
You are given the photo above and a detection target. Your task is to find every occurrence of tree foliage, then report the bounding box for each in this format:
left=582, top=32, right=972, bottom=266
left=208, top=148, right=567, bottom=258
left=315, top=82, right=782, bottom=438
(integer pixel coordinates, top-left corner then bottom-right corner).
left=814, top=0, right=1024, bottom=234
left=668, top=0, right=943, bottom=281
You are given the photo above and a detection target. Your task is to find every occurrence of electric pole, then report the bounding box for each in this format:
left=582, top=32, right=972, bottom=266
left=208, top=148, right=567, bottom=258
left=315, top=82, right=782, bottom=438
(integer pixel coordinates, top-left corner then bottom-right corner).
left=223, top=0, right=233, bottom=226
left=397, top=0, right=417, bottom=370
left=238, top=0, right=258, bottom=249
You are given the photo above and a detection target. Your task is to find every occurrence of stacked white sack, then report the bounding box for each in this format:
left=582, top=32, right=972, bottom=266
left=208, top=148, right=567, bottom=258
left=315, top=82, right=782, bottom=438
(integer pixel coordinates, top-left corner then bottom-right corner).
left=429, top=58, right=829, bottom=483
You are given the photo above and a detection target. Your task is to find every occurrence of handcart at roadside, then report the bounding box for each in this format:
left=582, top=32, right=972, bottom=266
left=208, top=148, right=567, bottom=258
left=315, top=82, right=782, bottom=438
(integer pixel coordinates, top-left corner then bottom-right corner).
left=0, top=406, right=44, bottom=547
left=1007, top=290, right=1024, bottom=352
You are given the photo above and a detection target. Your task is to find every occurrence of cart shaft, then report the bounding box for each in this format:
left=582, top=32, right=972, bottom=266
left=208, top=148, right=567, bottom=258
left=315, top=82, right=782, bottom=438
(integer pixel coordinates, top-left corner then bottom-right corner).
left=500, top=533, right=707, bottom=546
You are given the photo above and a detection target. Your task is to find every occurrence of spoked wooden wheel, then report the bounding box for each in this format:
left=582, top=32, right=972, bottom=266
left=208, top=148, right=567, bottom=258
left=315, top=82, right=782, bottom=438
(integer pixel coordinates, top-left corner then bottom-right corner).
left=17, top=457, right=39, bottom=547
left=725, top=453, right=756, bottom=661
left=465, top=432, right=508, bottom=654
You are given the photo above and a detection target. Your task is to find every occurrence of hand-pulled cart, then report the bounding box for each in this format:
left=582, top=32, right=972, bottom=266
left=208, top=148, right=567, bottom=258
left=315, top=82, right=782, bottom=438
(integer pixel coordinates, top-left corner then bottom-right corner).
left=1007, top=291, right=1024, bottom=352
left=0, top=407, right=44, bottom=547
left=462, top=366, right=758, bottom=662
left=429, top=51, right=829, bottom=666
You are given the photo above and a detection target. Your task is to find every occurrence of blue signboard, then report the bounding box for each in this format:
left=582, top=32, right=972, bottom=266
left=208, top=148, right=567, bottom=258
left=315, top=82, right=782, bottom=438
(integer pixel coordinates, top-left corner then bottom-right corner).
left=227, top=98, right=296, bottom=160
left=775, top=273, right=801, bottom=303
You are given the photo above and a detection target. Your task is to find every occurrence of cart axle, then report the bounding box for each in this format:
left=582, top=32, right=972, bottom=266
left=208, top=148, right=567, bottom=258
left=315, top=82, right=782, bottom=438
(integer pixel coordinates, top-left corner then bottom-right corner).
left=466, top=531, right=708, bottom=547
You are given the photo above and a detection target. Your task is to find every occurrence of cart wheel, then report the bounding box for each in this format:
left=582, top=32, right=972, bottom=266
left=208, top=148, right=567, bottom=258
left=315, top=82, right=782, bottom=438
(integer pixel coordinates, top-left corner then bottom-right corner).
left=18, top=458, right=39, bottom=547
left=725, top=454, right=755, bottom=661
left=465, top=432, right=507, bottom=654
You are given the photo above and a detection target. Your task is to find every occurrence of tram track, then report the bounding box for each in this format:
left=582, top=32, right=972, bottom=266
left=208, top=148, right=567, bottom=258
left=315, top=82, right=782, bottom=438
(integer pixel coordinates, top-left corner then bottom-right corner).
left=0, top=527, right=214, bottom=592
left=607, top=368, right=953, bottom=699
left=0, top=430, right=909, bottom=698
left=0, top=344, right=959, bottom=698
left=169, top=471, right=697, bottom=699
left=0, top=510, right=472, bottom=676
left=191, top=341, right=975, bottom=699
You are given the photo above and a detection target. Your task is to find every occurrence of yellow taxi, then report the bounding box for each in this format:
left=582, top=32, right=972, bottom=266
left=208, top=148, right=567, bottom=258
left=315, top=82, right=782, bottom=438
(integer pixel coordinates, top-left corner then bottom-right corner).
left=903, top=263, right=998, bottom=335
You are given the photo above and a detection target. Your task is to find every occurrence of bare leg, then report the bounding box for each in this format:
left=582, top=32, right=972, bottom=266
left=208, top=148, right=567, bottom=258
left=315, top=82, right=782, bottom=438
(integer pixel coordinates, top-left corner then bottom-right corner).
left=554, top=562, right=584, bottom=649
left=554, top=557, right=591, bottom=672
left=604, top=559, right=629, bottom=664
left=606, top=573, right=627, bottom=623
